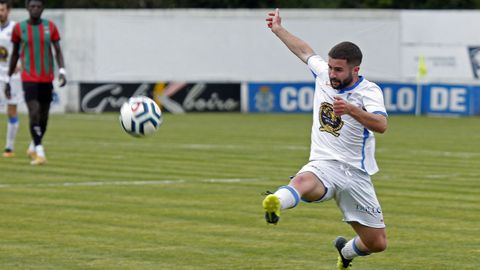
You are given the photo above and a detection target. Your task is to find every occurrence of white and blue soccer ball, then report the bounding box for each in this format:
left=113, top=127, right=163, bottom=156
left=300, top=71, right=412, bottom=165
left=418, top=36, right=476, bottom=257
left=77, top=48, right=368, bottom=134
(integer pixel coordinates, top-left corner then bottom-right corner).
left=119, top=96, right=162, bottom=137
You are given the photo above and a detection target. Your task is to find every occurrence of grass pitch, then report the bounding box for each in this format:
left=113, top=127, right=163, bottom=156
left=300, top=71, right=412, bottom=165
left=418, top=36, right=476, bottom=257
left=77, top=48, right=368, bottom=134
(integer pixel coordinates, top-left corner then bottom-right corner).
left=0, top=113, right=479, bottom=270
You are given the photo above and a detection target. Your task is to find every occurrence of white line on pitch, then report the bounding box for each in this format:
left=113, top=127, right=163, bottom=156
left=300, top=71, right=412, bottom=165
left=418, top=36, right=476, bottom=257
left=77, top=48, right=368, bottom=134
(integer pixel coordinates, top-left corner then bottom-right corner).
left=0, top=178, right=262, bottom=189
left=201, top=178, right=261, bottom=183
left=0, top=179, right=185, bottom=188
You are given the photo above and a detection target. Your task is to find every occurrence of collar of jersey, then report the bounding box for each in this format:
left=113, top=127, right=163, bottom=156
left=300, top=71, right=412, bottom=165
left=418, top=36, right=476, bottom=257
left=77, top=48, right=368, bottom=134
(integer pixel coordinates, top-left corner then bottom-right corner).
left=337, top=76, right=364, bottom=93
left=0, top=21, right=10, bottom=31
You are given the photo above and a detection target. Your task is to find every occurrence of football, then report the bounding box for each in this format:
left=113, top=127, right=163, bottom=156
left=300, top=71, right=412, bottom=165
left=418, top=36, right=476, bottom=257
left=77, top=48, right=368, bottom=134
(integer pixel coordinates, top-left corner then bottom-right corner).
left=119, top=96, right=162, bottom=137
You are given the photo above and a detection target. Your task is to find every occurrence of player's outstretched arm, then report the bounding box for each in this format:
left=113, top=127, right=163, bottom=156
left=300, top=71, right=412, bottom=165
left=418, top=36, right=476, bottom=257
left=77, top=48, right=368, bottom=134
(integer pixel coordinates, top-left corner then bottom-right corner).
left=266, top=8, right=315, bottom=64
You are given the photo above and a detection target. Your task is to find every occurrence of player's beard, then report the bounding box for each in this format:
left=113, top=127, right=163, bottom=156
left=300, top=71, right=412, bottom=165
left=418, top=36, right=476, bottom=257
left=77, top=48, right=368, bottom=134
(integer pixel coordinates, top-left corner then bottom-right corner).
left=330, top=73, right=354, bottom=90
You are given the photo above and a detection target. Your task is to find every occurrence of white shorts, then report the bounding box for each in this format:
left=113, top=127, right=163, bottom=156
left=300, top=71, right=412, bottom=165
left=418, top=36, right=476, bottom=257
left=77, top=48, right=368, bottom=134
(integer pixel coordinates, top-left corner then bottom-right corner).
left=0, top=74, right=23, bottom=105
left=297, top=160, right=385, bottom=228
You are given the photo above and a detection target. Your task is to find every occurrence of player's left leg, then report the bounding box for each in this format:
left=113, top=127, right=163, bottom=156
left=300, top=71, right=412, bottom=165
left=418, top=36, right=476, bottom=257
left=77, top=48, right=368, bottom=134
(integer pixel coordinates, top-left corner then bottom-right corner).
left=335, top=223, right=387, bottom=269
left=350, top=222, right=387, bottom=253
left=333, top=164, right=386, bottom=269
left=3, top=104, right=19, bottom=157
left=38, top=98, right=51, bottom=142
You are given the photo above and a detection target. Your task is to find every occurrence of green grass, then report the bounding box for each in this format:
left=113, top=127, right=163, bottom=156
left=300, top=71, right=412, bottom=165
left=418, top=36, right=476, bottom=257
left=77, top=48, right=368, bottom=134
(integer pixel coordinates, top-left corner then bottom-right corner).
left=0, top=113, right=479, bottom=270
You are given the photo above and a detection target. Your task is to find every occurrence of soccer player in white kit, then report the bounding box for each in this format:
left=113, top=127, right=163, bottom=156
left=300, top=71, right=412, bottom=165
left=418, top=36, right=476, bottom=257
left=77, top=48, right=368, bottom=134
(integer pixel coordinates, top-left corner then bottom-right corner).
left=262, top=9, right=388, bottom=269
left=0, top=0, right=21, bottom=157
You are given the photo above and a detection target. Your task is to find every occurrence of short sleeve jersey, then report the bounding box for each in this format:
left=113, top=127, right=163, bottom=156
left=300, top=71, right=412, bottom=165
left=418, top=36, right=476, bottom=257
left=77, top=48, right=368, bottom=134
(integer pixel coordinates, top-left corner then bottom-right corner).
left=11, top=19, right=60, bottom=83
left=0, top=21, right=16, bottom=80
left=307, top=55, right=387, bottom=175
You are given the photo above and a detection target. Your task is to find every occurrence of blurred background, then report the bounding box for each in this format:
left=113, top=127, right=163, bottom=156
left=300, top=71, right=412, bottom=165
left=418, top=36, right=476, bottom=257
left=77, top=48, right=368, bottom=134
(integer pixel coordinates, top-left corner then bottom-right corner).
left=4, top=0, right=480, bottom=116
left=8, top=0, right=480, bottom=9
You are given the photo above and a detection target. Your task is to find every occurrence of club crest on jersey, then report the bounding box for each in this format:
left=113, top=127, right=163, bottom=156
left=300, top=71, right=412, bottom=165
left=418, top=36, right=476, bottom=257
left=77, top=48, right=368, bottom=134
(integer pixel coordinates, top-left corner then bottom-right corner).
left=319, top=102, right=343, bottom=137
left=0, top=46, right=8, bottom=62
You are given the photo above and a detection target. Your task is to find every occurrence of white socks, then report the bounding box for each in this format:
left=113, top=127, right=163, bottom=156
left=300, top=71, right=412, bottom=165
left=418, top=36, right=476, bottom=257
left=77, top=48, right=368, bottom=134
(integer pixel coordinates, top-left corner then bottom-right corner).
left=28, top=141, right=35, bottom=153
left=5, top=117, right=19, bottom=150
left=274, top=186, right=301, bottom=209
left=341, top=237, right=370, bottom=259
left=28, top=142, right=46, bottom=158
left=35, top=145, right=46, bottom=158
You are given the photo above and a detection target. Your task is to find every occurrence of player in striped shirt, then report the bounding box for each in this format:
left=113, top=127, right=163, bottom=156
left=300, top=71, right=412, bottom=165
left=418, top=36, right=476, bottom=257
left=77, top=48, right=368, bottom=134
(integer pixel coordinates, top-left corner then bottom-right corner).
left=262, top=9, right=388, bottom=269
left=5, top=0, right=66, bottom=165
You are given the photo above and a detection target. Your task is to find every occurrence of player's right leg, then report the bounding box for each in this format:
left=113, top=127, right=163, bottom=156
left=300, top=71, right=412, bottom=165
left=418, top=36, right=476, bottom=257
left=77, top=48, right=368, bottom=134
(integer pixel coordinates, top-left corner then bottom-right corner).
left=2, top=76, right=21, bottom=157
left=26, top=99, right=46, bottom=165
left=262, top=172, right=327, bottom=224
left=27, top=141, right=36, bottom=159
left=3, top=104, right=19, bottom=157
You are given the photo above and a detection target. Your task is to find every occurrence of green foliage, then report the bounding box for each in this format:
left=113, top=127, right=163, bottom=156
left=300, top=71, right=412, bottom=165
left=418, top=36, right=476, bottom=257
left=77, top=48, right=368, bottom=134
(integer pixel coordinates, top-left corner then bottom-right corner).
left=8, top=0, right=480, bottom=8
left=0, top=113, right=479, bottom=269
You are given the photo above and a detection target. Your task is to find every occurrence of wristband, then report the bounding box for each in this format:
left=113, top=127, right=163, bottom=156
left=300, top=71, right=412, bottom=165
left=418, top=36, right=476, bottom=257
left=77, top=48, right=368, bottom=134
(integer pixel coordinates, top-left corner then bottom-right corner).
left=5, top=76, right=10, bottom=84
left=59, top=68, right=66, bottom=75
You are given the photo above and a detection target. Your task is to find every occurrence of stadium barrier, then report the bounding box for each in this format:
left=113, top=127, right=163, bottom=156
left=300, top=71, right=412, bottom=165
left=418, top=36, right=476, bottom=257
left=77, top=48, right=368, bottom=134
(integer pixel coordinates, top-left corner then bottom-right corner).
left=3, top=80, right=478, bottom=116
left=243, top=82, right=480, bottom=116
left=2, top=9, right=480, bottom=117
left=78, top=82, right=241, bottom=113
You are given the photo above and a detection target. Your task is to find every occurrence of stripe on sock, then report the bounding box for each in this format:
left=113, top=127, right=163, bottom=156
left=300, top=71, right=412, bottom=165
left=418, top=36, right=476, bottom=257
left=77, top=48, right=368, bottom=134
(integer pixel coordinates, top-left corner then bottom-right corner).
left=8, top=116, right=18, bottom=124
left=353, top=237, right=370, bottom=256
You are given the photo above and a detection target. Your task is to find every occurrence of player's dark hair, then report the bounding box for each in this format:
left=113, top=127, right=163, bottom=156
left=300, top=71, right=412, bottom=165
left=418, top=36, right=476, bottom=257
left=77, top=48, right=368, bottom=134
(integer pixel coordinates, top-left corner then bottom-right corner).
left=26, top=0, right=44, bottom=5
left=328, top=41, right=363, bottom=67
left=0, top=0, right=11, bottom=9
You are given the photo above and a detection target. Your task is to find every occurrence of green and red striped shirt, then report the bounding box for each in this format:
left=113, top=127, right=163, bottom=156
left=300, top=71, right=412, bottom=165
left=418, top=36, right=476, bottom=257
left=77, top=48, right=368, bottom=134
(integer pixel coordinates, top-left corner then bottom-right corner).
left=11, top=19, right=60, bottom=83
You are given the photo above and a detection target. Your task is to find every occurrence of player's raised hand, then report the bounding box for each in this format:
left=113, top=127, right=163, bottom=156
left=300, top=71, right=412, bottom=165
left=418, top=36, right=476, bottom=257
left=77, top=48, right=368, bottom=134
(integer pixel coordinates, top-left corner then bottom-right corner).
left=266, top=8, right=282, bottom=30
left=333, top=96, right=351, bottom=116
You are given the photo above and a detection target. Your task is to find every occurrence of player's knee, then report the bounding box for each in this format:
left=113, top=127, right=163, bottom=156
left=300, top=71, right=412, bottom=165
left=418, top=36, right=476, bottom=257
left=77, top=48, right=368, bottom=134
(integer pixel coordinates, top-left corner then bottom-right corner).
left=290, top=173, right=326, bottom=201
left=289, top=174, right=306, bottom=186
left=289, top=174, right=310, bottom=191
left=365, top=236, right=387, bottom=253
left=7, top=109, right=17, bottom=118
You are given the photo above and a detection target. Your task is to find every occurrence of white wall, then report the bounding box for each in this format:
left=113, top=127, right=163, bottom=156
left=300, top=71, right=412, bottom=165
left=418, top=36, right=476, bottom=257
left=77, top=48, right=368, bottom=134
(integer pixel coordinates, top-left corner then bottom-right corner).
left=401, top=10, right=480, bottom=83
left=9, top=9, right=480, bottom=83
